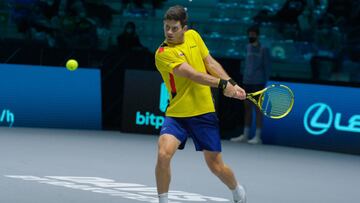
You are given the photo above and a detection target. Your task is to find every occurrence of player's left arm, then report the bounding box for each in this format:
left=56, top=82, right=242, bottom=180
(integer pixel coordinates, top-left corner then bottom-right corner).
left=193, top=29, right=245, bottom=95
left=203, top=54, right=230, bottom=80
left=192, top=30, right=231, bottom=81
left=203, top=54, right=246, bottom=96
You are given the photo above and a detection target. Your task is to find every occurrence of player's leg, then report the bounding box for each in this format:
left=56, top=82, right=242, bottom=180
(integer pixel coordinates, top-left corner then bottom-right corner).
left=203, top=151, right=247, bottom=203
left=155, top=134, right=180, bottom=194
left=204, top=151, right=237, bottom=188
left=156, top=116, right=188, bottom=203
left=187, top=113, right=246, bottom=202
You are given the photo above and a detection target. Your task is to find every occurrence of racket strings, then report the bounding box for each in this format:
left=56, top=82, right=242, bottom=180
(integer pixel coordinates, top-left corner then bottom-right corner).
left=261, top=87, right=293, bottom=117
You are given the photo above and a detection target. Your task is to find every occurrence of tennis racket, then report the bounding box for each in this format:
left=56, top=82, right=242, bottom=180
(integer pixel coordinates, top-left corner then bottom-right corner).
left=246, top=84, right=294, bottom=119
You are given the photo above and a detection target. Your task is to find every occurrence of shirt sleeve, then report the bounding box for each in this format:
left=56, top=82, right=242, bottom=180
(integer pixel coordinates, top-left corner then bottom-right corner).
left=190, top=30, right=209, bottom=59
left=155, top=47, right=186, bottom=73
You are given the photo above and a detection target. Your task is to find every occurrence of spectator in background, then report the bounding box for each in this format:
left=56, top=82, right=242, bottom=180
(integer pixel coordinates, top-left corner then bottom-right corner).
left=310, top=14, right=343, bottom=80
left=325, top=0, right=353, bottom=27
left=348, top=0, right=360, bottom=27
left=253, top=0, right=306, bottom=39
left=151, top=0, right=166, bottom=9
left=230, top=26, right=271, bottom=145
left=83, top=0, right=116, bottom=50
left=120, top=0, right=166, bottom=17
left=58, top=0, right=86, bottom=18
left=274, top=0, right=307, bottom=39
left=275, top=0, right=306, bottom=25
left=50, top=0, right=99, bottom=49
left=8, top=0, right=60, bottom=46
left=84, top=0, right=115, bottom=28
left=8, top=0, right=37, bottom=34
left=298, top=6, right=316, bottom=42
left=120, top=0, right=144, bottom=16
left=116, top=21, right=143, bottom=51
left=37, top=0, right=62, bottom=20
left=150, top=0, right=166, bottom=15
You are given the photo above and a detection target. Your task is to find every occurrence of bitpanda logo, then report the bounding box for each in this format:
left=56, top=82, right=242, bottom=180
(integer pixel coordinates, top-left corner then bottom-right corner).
left=135, top=83, right=169, bottom=129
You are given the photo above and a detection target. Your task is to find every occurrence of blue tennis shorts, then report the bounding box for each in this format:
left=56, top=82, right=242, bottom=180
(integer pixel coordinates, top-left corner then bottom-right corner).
left=160, top=112, right=222, bottom=152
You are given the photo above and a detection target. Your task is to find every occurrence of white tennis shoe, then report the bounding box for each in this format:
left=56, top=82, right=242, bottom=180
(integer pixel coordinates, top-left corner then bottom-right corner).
left=234, top=185, right=247, bottom=203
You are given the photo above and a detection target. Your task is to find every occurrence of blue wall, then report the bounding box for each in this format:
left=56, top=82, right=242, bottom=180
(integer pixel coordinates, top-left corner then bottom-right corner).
left=120, top=69, right=360, bottom=154
left=263, top=81, right=360, bottom=154
left=0, top=64, right=102, bottom=129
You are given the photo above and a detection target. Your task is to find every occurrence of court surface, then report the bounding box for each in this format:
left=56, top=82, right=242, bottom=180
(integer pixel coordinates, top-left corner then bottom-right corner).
left=1, top=127, right=359, bottom=203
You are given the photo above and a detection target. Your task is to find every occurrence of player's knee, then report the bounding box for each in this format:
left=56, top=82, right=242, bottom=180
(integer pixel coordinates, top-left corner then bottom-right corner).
left=157, top=149, right=172, bottom=166
left=208, top=162, right=223, bottom=176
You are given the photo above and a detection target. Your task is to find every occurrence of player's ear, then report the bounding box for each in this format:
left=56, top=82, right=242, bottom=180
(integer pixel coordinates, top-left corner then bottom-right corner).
left=183, top=25, right=188, bottom=31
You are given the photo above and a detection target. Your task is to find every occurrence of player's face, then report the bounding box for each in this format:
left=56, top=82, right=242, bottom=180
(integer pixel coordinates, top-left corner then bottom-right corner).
left=163, top=20, right=187, bottom=44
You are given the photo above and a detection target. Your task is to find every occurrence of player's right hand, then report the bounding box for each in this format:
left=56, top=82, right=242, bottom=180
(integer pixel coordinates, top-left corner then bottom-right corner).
left=234, top=85, right=246, bottom=100
left=223, top=84, right=246, bottom=100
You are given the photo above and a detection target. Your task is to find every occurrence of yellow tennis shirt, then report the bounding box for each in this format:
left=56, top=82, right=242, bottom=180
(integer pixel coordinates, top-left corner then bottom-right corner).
left=155, top=29, right=215, bottom=117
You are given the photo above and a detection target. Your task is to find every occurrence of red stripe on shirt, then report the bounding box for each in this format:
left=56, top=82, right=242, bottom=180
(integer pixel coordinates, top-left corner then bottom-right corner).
left=169, top=73, right=177, bottom=94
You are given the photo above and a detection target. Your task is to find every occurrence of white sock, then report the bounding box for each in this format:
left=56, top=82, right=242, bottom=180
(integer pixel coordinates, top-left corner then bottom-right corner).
left=255, top=128, right=262, bottom=139
left=231, top=184, right=243, bottom=202
left=158, top=193, right=168, bottom=203
left=243, top=127, right=250, bottom=138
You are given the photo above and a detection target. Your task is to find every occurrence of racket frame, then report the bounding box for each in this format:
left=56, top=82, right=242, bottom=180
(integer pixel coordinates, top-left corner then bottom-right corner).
left=246, top=84, right=294, bottom=119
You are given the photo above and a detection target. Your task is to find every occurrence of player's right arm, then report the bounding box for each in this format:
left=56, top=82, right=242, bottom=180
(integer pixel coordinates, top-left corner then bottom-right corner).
left=173, top=62, right=241, bottom=99
left=155, top=45, right=242, bottom=99
left=173, top=62, right=220, bottom=88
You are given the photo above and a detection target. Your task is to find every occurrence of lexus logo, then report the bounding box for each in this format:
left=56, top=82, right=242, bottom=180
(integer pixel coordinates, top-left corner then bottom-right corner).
left=304, top=103, right=360, bottom=135
left=303, top=103, right=333, bottom=136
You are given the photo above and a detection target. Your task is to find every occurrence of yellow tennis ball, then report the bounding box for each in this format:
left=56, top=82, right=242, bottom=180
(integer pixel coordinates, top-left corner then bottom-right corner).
left=66, top=59, right=78, bottom=71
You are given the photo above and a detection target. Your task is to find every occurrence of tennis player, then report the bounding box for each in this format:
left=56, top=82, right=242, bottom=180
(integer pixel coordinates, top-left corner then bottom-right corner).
left=155, top=5, right=247, bottom=203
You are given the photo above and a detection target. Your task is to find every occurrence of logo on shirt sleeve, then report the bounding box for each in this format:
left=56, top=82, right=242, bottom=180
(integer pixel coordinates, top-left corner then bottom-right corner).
left=158, top=47, right=165, bottom=53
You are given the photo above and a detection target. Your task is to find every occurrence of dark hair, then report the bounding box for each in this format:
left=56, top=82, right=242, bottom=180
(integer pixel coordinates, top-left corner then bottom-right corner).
left=164, top=5, right=188, bottom=27
left=247, top=25, right=260, bottom=35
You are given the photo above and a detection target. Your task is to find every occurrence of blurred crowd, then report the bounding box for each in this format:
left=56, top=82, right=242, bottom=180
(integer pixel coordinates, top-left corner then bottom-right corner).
left=7, top=0, right=116, bottom=48
left=253, top=0, right=359, bottom=41
left=2, top=0, right=359, bottom=82
left=6, top=0, right=166, bottom=49
left=252, top=0, right=359, bottom=80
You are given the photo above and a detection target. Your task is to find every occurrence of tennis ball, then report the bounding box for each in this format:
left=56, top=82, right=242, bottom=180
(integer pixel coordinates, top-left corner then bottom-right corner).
left=66, top=59, right=78, bottom=71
